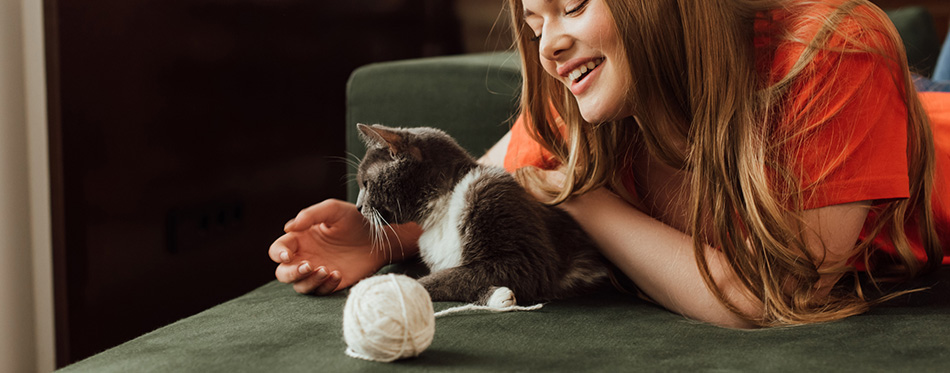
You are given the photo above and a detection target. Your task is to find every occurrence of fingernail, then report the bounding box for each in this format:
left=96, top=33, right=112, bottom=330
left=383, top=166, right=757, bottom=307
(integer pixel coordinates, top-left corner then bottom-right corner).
left=298, top=262, right=312, bottom=274
left=284, top=218, right=296, bottom=231
left=315, top=267, right=328, bottom=279
left=279, top=251, right=289, bottom=262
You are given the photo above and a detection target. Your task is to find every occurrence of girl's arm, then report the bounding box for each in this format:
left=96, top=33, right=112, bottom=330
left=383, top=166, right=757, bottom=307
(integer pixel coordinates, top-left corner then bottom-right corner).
left=478, top=130, right=512, bottom=167
left=559, top=187, right=870, bottom=328
left=479, top=131, right=870, bottom=327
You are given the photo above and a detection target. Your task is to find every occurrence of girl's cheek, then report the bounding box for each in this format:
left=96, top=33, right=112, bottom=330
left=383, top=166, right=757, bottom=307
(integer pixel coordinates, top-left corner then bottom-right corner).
left=541, top=60, right=558, bottom=78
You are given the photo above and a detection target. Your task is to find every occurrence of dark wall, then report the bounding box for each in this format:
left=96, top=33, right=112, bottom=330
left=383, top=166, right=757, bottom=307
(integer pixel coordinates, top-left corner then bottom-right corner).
left=45, top=0, right=461, bottom=366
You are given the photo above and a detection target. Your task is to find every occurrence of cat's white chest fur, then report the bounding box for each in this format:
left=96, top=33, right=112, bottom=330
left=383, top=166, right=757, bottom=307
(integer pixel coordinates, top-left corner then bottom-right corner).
left=418, top=168, right=483, bottom=272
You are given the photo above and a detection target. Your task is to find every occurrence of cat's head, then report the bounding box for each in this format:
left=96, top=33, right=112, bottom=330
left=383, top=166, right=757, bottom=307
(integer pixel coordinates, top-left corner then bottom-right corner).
left=355, top=123, right=475, bottom=225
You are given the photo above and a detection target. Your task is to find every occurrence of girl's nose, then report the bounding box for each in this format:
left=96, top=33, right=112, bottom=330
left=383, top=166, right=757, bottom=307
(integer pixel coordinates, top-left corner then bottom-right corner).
left=539, top=22, right=572, bottom=60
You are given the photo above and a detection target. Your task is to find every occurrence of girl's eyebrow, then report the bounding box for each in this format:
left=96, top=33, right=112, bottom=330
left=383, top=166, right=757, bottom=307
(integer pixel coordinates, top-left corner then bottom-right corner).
left=523, top=0, right=553, bottom=18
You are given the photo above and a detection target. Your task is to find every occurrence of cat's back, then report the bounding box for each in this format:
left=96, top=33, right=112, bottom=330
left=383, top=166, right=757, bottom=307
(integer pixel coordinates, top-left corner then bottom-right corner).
left=464, top=165, right=540, bottom=216
left=425, top=163, right=597, bottom=254
left=465, top=165, right=600, bottom=254
left=464, top=166, right=581, bottom=226
left=460, top=165, right=572, bottom=243
left=461, top=165, right=607, bottom=299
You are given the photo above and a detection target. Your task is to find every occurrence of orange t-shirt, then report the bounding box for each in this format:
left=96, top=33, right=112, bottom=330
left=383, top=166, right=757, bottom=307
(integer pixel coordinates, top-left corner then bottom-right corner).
left=503, top=4, right=950, bottom=266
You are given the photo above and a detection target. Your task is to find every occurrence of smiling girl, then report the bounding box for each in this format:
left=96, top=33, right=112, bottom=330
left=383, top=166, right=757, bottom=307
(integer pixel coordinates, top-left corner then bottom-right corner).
left=270, top=0, right=950, bottom=328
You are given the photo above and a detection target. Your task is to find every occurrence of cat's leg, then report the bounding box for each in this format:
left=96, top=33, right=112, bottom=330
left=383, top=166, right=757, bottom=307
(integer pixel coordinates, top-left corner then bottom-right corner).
left=418, top=267, right=516, bottom=306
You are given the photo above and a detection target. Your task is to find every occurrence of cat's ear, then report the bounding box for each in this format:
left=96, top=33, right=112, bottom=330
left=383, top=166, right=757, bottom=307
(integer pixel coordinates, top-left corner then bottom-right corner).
left=357, top=123, right=412, bottom=158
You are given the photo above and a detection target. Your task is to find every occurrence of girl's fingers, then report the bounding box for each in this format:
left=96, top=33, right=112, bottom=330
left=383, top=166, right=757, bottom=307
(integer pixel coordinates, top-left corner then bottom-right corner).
left=292, top=268, right=324, bottom=294
left=312, top=271, right=342, bottom=295
left=268, top=233, right=298, bottom=263
left=288, top=265, right=337, bottom=295
left=275, top=261, right=321, bottom=283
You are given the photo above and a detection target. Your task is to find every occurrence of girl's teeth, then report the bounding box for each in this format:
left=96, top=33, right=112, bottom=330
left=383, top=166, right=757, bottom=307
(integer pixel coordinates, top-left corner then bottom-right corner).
left=568, top=60, right=602, bottom=82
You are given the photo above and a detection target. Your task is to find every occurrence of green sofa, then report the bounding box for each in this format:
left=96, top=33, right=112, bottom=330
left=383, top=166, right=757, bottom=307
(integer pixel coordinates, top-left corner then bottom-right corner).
left=60, top=7, right=949, bottom=372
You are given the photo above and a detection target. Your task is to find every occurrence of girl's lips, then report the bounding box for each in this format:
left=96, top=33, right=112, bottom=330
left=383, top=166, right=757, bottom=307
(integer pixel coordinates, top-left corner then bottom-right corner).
left=569, top=59, right=603, bottom=96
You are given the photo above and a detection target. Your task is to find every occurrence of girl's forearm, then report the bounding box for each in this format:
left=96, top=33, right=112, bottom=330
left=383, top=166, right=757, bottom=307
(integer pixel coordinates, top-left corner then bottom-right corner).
left=561, top=188, right=760, bottom=328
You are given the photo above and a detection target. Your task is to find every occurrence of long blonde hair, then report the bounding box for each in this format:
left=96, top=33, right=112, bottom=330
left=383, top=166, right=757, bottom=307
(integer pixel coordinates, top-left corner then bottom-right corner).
left=508, top=0, right=940, bottom=326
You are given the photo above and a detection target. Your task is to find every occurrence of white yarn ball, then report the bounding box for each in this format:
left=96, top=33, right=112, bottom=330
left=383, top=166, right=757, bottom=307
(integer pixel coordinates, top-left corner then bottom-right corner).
left=342, top=274, right=435, bottom=362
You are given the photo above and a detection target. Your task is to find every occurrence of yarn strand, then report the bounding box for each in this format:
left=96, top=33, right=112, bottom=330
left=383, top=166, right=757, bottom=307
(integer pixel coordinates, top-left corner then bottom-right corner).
left=433, top=303, right=545, bottom=317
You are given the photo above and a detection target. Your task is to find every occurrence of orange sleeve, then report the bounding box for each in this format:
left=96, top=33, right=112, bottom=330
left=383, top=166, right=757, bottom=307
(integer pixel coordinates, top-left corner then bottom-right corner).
left=758, top=3, right=948, bottom=267
left=774, top=34, right=909, bottom=210
left=503, top=111, right=562, bottom=172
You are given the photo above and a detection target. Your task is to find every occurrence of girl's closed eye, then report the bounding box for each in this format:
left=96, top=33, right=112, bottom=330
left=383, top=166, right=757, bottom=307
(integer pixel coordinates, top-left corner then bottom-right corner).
left=523, top=0, right=590, bottom=43
left=566, top=0, right=590, bottom=15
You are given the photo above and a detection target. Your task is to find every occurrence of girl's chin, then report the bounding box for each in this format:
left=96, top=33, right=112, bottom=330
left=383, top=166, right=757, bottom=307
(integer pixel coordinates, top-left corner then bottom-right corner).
left=576, top=94, right=634, bottom=123
left=578, top=107, right=626, bottom=124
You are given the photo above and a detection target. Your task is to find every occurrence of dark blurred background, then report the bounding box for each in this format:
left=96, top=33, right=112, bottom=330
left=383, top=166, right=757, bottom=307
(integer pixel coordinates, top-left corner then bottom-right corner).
left=45, top=0, right=510, bottom=366
left=43, top=0, right=947, bottom=367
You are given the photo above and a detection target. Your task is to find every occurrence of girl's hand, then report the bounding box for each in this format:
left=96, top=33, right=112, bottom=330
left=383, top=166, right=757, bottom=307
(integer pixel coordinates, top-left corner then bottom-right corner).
left=268, top=199, right=396, bottom=295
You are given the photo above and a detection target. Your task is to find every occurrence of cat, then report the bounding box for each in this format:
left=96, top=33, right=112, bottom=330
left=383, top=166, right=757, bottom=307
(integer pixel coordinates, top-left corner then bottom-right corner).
left=355, top=123, right=608, bottom=306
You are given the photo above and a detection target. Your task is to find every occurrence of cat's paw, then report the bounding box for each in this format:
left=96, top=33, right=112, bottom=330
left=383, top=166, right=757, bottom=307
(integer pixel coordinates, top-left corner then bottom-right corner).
left=486, top=286, right=517, bottom=308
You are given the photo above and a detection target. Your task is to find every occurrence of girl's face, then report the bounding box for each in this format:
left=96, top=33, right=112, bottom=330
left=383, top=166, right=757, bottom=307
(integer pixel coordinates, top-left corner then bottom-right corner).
left=522, top=0, right=634, bottom=123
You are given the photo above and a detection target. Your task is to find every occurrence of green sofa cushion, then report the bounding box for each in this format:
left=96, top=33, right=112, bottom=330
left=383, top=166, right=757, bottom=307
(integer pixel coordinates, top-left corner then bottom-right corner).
left=60, top=266, right=950, bottom=371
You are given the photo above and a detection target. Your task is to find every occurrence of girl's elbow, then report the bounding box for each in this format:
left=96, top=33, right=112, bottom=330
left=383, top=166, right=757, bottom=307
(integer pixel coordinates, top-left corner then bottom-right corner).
left=713, top=302, right=762, bottom=329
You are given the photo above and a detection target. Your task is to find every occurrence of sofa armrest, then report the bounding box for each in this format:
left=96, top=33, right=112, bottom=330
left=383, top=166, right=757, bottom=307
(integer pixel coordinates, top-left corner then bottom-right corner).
left=345, top=52, right=522, bottom=203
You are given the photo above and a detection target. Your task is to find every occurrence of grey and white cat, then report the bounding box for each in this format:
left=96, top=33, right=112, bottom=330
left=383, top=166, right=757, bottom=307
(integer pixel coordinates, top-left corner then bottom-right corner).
left=355, top=123, right=608, bottom=306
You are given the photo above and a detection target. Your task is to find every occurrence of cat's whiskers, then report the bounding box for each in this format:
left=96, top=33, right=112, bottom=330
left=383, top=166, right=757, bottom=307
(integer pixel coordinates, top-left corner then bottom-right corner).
left=360, top=217, right=376, bottom=257
left=370, top=210, right=386, bottom=257
left=395, top=200, right=404, bottom=223
left=367, top=214, right=377, bottom=256
left=345, top=151, right=363, bottom=167
left=383, top=222, right=404, bottom=266
left=330, top=153, right=363, bottom=184
left=372, top=208, right=398, bottom=265
left=363, top=210, right=382, bottom=257
left=329, top=153, right=363, bottom=170
left=368, top=208, right=395, bottom=264
left=393, top=201, right=405, bottom=261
